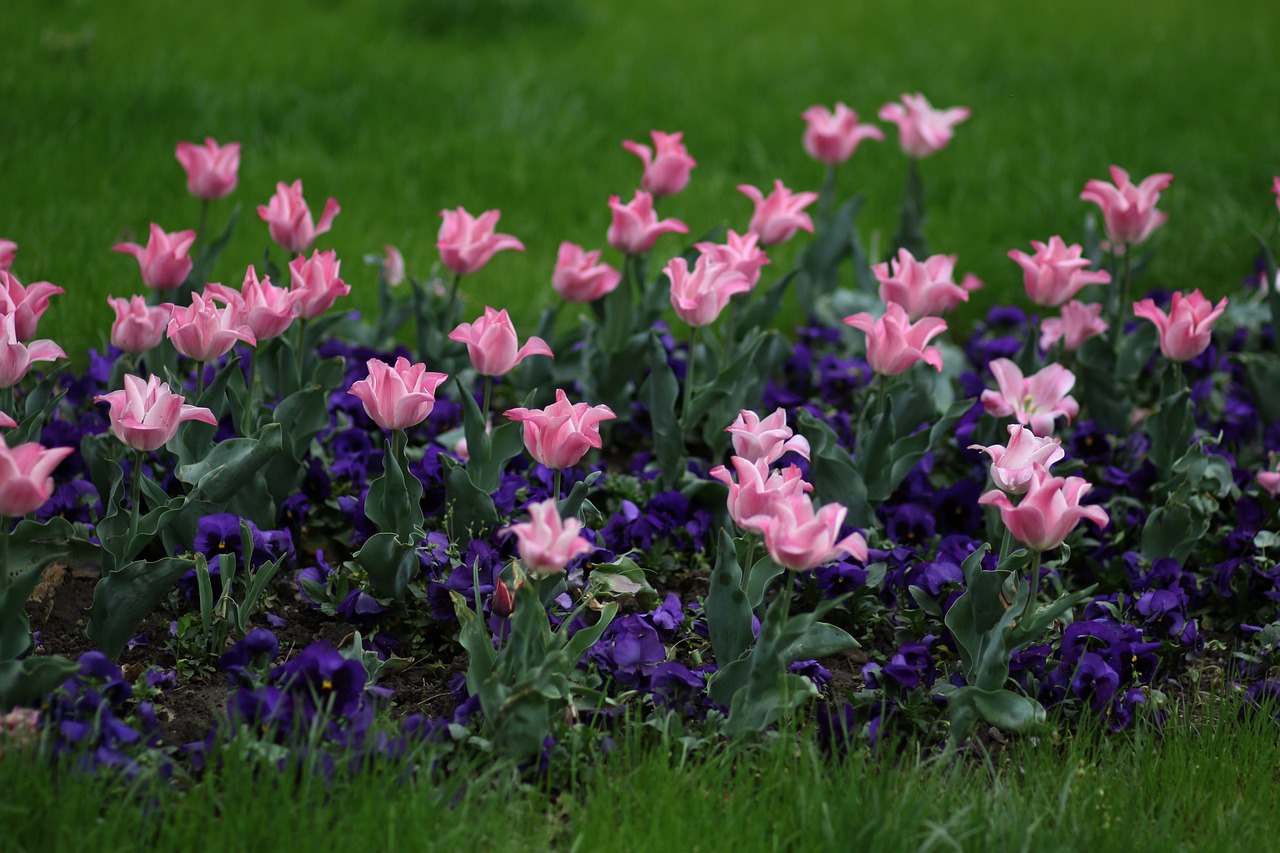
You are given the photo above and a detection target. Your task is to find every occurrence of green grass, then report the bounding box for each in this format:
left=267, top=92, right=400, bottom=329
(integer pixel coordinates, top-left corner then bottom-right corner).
left=8, top=705, right=1280, bottom=852
left=6, top=0, right=1280, bottom=365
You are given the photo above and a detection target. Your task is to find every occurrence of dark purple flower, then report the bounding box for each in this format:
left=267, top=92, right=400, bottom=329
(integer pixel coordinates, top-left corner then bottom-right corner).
left=1070, top=651, right=1120, bottom=713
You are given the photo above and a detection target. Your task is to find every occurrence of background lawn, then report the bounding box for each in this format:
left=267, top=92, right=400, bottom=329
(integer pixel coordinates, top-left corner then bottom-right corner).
left=7, top=0, right=1280, bottom=365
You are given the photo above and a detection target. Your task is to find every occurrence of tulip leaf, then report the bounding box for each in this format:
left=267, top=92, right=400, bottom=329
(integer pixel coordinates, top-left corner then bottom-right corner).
left=557, top=470, right=601, bottom=521
left=642, top=330, right=685, bottom=490
left=779, top=620, right=859, bottom=662
left=796, top=408, right=871, bottom=527
left=706, top=530, right=754, bottom=680
left=365, top=434, right=424, bottom=541
left=87, top=556, right=198, bottom=661
left=443, top=456, right=499, bottom=540
left=355, top=532, right=419, bottom=601
left=0, top=656, right=79, bottom=711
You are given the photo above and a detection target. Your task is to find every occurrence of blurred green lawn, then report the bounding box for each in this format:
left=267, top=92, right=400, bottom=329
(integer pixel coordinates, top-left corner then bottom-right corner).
left=6, top=0, right=1280, bottom=364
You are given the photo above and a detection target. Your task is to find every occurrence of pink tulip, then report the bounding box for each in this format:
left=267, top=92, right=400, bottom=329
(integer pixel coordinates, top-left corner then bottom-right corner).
left=694, top=230, right=770, bottom=290
left=348, top=356, right=448, bottom=432
left=448, top=306, right=553, bottom=377
left=1258, top=462, right=1280, bottom=498
left=0, top=436, right=74, bottom=517
left=878, top=93, right=970, bottom=159
left=738, top=180, right=818, bottom=247
left=0, top=270, right=64, bottom=341
left=710, top=456, right=813, bottom=534
left=1039, top=301, right=1108, bottom=352
left=873, top=248, right=973, bottom=320
left=437, top=208, right=524, bottom=276
left=758, top=493, right=868, bottom=571
left=551, top=242, right=621, bottom=303
left=112, top=223, right=196, bottom=291
left=622, top=130, right=697, bottom=197
left=1079, top=166, right=1173, bottom=251
left=288, top=249, right=350, bottom=319
left=978, top=466, right=1109, bottom=552
left=607, top=191, right=689, bottom=255
left=843, top=302, right=946, bottom=376
left=504, top=389, right=615, bottom=470
left=95, top=373, right=218, bottom=452
left=1008, top=236, right=1111, bottom=307
left=1273, top=177, right=1280, bottom=218
left=665, top=255, right=752, bottom=328
left=725, top=408, right=810, bottom=466
left=970, top=424, right=1065, bottom=495
left=503, top=498, right=593, bottom=576
left=383, top=245, right=406, bottom=287
left=257, top=180, right=340, bottom=254
left=207, top=266, right=300, bottom=342
left=107, top=295, right=170, bottom=353
left=801, top=103, right=884, bottom=165
left=0, top=240, right=16, bottom=272
left=981, top=359, right=1079, bottom=437
left=0, top=412, right=15, bottom=429
left=174, top=137, right=240, bottom=201
left=165, top=292, right=257, bottom=363
left=0, top=312, right=64, bottom=389
left=1132, top=289, right=1228, bottom=362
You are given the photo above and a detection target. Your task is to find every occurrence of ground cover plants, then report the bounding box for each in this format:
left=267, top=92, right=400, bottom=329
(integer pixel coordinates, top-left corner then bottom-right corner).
left=8, top=2, right=1280, bottom=849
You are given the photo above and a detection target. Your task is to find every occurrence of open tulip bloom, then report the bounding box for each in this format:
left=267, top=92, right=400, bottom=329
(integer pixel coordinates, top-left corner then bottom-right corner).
left=0, top=436, right=74, bottom=518
left=873, top=248, right=975, bottom=320
left=978, top=465, right=1109, bottom=554
left=505, top=389, right=615, bottom=498
left=1132, top=289, right=1228, bottom=363
left=503, top=498, right=593, bottom=576
left=175, top=137, right=240, bottom=202
left=112, top=223, right=196, bottom=291
left=622, top=130, right=697, bottom=197
left=738, top=180, right=818, bottom=247
left=0, top=271, right=63, bottom=342
left=95, top=374, right=218, bottom=453
left=1008, top=236, right=1111, bottom=308
left=349, top=356, right=448, bottom=432
left=552, top=242, right=621, bottom=303
left=257, top=179, right=340, bottom=255
left=801, top=103, right=884, bottom=166
left=981, top=358, right=1079, bottom=437
left=878, top=93, right=970, bottom=159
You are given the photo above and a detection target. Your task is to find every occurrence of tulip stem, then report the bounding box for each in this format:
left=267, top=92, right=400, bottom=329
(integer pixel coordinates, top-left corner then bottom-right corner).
left=482, top=375, right=493, bottom=424
left=1023, top=549, right=1043, bottom=626
left=553, top=469, right=562, bottom=505
left=444, top=273, right=463, bottom=328
left=681, top=326, right=700, bottom=439
left=875, top=373, right=888, bottom=423
left=1111, top=250, right=1132, bottom=343
left=295, top=318, right=309, bottom=386
left=197, top=199, right=210, bottom=246
left=0, top=387, right=14, bottom=424
left=0, top=519, right=10, bottom=580
left=130, top=448, right=144, bottom=541
left=818, top=163, right=838, bottom=226
left=195, top=361, right=207, bottom=400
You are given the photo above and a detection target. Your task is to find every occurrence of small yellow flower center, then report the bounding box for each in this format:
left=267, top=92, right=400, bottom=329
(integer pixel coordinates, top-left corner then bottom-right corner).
left=321, top=678, right=333, bottom=691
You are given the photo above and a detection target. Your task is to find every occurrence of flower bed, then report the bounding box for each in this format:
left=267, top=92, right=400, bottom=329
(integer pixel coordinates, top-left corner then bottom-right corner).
left=4, top=94, right=1280, bottom=779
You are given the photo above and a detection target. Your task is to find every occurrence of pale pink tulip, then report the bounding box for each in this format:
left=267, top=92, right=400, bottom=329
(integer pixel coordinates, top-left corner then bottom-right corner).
left=0, top=412, right=15, bottom=429
left=107, top=295, right=170, bottom=353
left=257, top=180, right=340, bottom=254
left=970, top=425, right=1065, bottom=495
left=504, top=389, right=615, bottom=470
left=288, top=249, right=349, bottom=319
left=1132, top=289, right=1228, bottom=362
left=112, top=223, right=195, bottom=291
left=448, top=306, right=553, bottom=377
left=724, top=408, right=810, bottom=466
left=665, top=255, right=752, bottom=328
left=873, top=248, right=972, bottom=319
left=0, top=436, right=74, bottom=517
left=1039, top=301, right=1108, bottom=352
left=437, top=208, right=524, bottom=276
left=206, top=266, right=300, bottom=342
left=174, top=137, right=240, bottom=201
left=622, top=130, right=697, bottom=197
left=165, top=292, right=257, bottom=363
left=1008, top=236, right=1111, bottom=307
left=1080, top=166, right=1173, bottom=251
left=981, top=359, right=1079, bottom=437
left=383, top=245, right=406, bottom=287
left=0, top=241, right=16, bottom=272
left=1259, top=461, right=1280, bottom=498
left=607, top=191, right=689, bottom=255
left=694, top=230, right=770, bottom=290
left=758, top=493, right=868, bottom=571
left=0, top=270, right=64, bottom=341
left=738, top=180, right=818, bottom=247
left=878, top=93, right=970, bottom=159
left=95, top=374, right=218, bottom=452
left=709, top=456, right=813, bottom=533
left=978, top=466, right=1109, bottom=552
left=0, top=312, right=64, bottom=389
left=348, top=356, right=448, bottom=432
left=801, top=103, right=884, bottom=165
left=843, top=302, right=946, bottom=376
left=551, top=242, right=621, bottom=303
left=503, top=499, right=593, bottom=576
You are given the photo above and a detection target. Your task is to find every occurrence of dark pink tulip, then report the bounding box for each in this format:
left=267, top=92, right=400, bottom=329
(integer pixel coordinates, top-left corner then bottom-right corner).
left=878, top=93, right=970, bottom=159
left=1132, top=289, right=1227, bottom=363
left=0, top=270, right=64, bottom=341
left=622, top=130, right=697, bottom=197
left=0, top=436, right=74, bottom=517
left=95, top=373, right=218, bottom=452
left=504, top=389, right=615, bottom=470
left=801, top=103, right=884, bottom=165
left=607, top=191, right=689, bottom=255
left=978, top=466, right=1109, bottom=553
left=107, top=295, right=170, bottom=353
left=288, top=249, right=349, bottom=319
left=437, top=208, right=524, bottom=276
left=175, top=137, right=240, bottom=201
left=738, top=180, right=817, bottom=247
left=844, top=302, right=946, bottom=376
left=551, top=242, right=621, bottom=303
left=165, top=292, right=257, bottom=362
left=257, top=180, right=340, bottom=255
left=1080, top=166, right=1173, bottom=251
left=112, top=223, right=196, bottom=291
left=348, top=356, right=448, bottom=432
left=448, top=306, right=553, bottom=377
